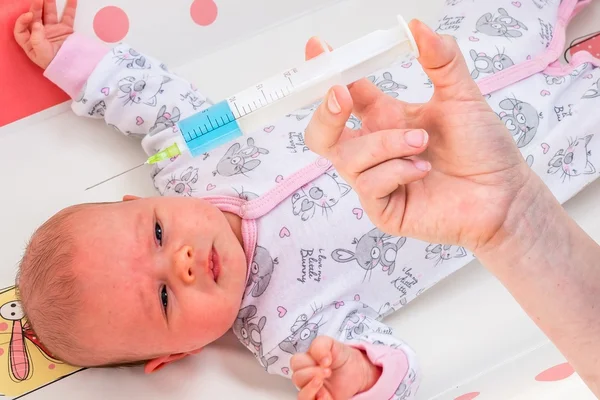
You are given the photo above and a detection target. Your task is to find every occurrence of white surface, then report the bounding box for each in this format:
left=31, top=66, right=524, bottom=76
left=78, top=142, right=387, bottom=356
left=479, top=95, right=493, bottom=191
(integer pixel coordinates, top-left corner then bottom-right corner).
left=1, top=0, right=600, bottom=399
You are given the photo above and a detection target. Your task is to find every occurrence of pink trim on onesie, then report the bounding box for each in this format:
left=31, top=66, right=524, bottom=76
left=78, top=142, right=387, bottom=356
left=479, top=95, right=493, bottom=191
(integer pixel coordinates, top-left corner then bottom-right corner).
left=477, top=0, right=580, bottom=95
left=544, top=51, right=600, bottom=76
left=43, top=32, right=110, bottom=99
left=348, top=342, right=410, bottom=400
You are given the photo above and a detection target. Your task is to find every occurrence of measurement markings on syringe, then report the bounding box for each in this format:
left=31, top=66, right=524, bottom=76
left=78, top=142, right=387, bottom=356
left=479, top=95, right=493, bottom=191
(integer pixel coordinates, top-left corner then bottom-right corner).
left=180, top=70, right=299, bottom=144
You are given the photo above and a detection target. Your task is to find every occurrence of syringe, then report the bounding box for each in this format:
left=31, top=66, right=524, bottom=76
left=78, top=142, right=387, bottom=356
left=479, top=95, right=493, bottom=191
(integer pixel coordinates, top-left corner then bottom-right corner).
left=85, top=15, right=418, bottom=190
left=150, top=14, right=418, bottom=162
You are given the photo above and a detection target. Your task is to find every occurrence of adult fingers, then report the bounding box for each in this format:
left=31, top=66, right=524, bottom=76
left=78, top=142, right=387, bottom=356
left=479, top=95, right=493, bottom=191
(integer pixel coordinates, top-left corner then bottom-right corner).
left=61, top=0, right=78, bottom=27
left=334, top=129, right=429, bottom=179
left=409, top=19, right=481, bottom=100
left=30, top=0, right=44, bottom=23
left=297, top=375, right=325, bottom=400
left=355, top=158, right=430, bottom=201
left=43, top=0, right=58, bottom=24
left=14, top=12, right=33, bottom=49
left=304, top=37, right=384, bottom=117
left=303, top=85, right=353, bottom=160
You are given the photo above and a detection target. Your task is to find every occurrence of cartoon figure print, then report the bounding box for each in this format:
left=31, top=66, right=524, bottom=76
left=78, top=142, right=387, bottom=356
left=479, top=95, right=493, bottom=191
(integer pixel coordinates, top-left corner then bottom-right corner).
left=113, top=47, right=150, bottom=69
left=213, top=138, right=269, bottom=177
left=118, top=75, right=172, bottom=107
left=233, top=306, right=278, bottom=370
left=338, top=310, right=371, bottom=341
left=469, top=49, right=514, bottom=79
left=150, top=105, right=181, bottom=135
left=547, top=135, right=596, bottom=180
left=287, top=100, right=322, bottom=121
left=368, top=71, right=407, bottom=98
left=395, top=369, right=418, bottom=400
left=0, top=300, right=61, bottom=383
left=233, top=187, right=260, bottom=201
left=346, top=114, right=362, bottom=130
left=180, top=91, right=206, bottom=110
left=279, top=307, right=325, bottom=355
left=291, top=172, right=352, bottom=221
left=332, top=228, right=407, bottom=280
left=544, top=63, right=589, bottom=86
left=246, top=246, right=278, bottom=298
left=88, top=100, right=106, bottom=117
left=425, top=244, right=467, bottom=266
left=497, top=97, right=542, bottom=148
left=163, top=167, right=198, bottom=197
left=583, top=78, right=600, bottom=99
left=476, top=8, right=528, bottom=38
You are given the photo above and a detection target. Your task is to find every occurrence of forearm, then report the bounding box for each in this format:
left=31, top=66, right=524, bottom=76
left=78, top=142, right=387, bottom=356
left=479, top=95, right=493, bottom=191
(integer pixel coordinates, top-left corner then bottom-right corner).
left=477, top=173, right=600, bottom=396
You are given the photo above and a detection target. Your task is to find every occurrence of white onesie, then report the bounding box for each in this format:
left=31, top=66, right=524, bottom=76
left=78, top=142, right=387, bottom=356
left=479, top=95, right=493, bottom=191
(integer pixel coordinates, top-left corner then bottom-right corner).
left=43, top=0, right=600, bottom=398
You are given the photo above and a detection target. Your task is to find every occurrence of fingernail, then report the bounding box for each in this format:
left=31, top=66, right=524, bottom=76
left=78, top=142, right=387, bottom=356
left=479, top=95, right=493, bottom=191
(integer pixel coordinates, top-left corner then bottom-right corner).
left=324, top=368, right=331, bottom=377
left=313, top=378, right=322, bottom=386
left=405, top=130, right=428, bottom=148
left=327, top=89, right=341, bottom=114
left=414, top=160, right=431, bottom=172
left=321, top=357, right=331, bottom=367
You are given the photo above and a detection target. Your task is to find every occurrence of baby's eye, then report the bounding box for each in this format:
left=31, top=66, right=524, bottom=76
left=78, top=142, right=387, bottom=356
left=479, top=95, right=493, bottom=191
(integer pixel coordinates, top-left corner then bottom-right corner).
left=160, top=285, right=168, bottom=313
left=155, top=222, right=163, bottom=246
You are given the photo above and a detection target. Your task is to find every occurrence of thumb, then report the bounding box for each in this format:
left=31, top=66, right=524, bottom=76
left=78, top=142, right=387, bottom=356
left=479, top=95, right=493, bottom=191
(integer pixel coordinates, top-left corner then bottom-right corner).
left=409, top=19, right=481, bottom=99
left=303, top=85, right=353, bottom=162
left=30, top=22, right=46, bottom=47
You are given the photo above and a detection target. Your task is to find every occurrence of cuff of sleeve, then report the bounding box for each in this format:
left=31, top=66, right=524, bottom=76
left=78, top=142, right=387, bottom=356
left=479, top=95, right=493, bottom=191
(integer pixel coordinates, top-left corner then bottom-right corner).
left=43, top=32, right=110, bottom=99
left=349, top=342, right=409, bottom=400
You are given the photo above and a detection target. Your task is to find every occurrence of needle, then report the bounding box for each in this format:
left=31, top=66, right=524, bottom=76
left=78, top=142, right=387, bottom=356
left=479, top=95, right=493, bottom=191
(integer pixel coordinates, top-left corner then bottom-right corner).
left=84, top=162, right=147, bottom=191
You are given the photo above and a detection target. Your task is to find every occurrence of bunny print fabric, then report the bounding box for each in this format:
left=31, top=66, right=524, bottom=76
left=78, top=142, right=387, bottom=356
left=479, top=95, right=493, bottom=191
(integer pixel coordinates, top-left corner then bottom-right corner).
left=44, top=0, right=600, bottom=397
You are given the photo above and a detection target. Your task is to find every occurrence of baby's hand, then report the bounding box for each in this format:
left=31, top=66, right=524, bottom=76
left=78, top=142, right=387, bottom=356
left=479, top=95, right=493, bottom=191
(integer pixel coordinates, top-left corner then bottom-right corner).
left=290, top=336, right=381, bottom=400
left=14, top=0, right=77, bottom=69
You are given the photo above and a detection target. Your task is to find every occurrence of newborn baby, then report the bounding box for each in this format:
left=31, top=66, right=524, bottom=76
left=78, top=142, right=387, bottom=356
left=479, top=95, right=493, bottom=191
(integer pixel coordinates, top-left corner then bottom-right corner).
left=13, top=0, right=600, bottom=399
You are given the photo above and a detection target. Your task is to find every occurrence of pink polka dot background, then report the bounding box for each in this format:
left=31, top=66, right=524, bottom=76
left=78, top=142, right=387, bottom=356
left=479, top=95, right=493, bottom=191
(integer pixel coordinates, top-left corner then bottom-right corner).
left=0, top=347, right=4, bottom=357
left=191, top=0, right=218, bottom=26
left=0, top=322, right=7, bottom=331
left=535, top=362, right=575, bottom=382
left=454, top=392, right=480, bottom=400
left=93, top=6, right=130, bottom=43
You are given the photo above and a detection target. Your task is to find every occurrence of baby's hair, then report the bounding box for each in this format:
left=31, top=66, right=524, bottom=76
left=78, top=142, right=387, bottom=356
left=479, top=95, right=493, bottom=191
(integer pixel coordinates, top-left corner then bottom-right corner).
left=16, top=202, right=111, bottom=366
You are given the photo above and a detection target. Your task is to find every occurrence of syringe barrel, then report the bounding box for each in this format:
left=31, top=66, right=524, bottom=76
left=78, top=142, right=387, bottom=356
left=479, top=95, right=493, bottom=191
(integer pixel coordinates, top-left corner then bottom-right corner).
left=237, top=14, right=418, bottom=134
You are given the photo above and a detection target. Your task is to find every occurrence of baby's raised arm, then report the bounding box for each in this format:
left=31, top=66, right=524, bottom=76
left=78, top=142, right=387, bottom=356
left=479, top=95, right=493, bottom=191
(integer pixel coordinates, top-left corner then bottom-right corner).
left=15, top=0, right=208, bottom=140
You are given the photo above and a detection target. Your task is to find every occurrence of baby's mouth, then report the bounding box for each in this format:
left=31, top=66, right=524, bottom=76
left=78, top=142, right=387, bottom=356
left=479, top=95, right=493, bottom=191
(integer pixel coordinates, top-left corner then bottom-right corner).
left=209, top=248, right=221, bottom=283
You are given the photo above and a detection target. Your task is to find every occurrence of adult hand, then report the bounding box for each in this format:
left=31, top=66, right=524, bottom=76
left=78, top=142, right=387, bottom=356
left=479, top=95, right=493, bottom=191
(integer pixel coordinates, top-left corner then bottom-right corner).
left=14, top=0, right=77, bottom=70
left=303, top=20, right=533, bottom=253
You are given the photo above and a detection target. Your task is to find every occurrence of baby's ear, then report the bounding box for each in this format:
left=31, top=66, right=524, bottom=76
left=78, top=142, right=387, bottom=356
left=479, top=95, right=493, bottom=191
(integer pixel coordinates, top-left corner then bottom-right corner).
left=122, top=195, right=141, bottom=202
left=144, top=349, right=203, bottom=374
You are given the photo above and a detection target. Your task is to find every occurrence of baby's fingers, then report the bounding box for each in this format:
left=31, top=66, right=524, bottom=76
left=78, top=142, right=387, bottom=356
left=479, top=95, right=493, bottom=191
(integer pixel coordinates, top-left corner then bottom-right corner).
left=297, top=374, right=326, bottom=400
left=14, top=12, right=33, bottom=48
left=307, top=336, right=336, bottom=368
left=30, top=0, right=44, bottom=23
left=291, top=352, right=318, bottom=372
left=43, top=0, right=58, bottom=24
left=293, top=366, right=330, bottom=389
left=61, top=0, right=78, bottom=27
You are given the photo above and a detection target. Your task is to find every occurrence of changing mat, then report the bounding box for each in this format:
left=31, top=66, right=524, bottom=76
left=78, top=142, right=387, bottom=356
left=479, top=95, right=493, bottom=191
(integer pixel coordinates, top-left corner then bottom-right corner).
left=1, top=0, right=599, bottom=398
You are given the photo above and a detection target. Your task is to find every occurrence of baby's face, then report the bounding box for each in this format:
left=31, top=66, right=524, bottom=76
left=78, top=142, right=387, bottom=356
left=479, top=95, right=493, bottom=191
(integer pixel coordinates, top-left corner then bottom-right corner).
left=69, top=196, right=247, bottom=364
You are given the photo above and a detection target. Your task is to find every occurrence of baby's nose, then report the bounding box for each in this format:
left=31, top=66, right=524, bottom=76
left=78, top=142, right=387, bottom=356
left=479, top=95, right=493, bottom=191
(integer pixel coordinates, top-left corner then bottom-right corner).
left=174, top=245, right=196, bottom=284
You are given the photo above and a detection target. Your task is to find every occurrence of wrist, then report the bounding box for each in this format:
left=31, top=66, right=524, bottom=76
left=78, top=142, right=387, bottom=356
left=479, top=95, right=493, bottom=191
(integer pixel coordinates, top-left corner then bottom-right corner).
left=356, top=348, right=382, bottom=394
left=474, top=170, right=564, bottom=270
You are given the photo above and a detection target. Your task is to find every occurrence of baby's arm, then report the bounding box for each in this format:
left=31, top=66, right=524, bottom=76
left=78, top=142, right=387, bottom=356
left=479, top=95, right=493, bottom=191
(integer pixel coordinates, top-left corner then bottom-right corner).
left=15, top=0, right=207, bottom=139
left=291, top=312, right=420, bottom=400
